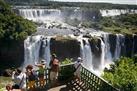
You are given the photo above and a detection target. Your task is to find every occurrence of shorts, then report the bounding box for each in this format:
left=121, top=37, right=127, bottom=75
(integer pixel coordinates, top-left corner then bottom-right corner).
left=27, top=81, right=35, bottom=88
left=50, top=71, right=58, bottom=81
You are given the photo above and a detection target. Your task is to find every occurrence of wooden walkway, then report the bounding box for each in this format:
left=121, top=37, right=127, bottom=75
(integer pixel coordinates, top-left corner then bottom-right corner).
left=27, top=63, right=118, bottom=91
left=49, top=78, right=90, bottom=91
left=34, top=78, right=90, bottom=91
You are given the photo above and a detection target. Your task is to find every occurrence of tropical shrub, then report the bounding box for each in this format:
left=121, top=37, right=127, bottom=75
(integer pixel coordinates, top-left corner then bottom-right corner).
left=103, top=57, right=137, bottom=91
left=0, top=0, right=36, bottom=42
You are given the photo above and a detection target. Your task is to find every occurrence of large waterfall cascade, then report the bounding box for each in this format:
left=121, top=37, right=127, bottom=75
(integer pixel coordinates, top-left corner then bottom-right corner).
left=19, top=8, right=137, bottom=76
left=41, top=37, right=51, bottom=68
left=78, top=37, right=93, bottom=71
left=23, top=35, right=42, bottom=70
left=23, top=35, right=51, bottom=71
left=18, top=8, right=137, bottom=22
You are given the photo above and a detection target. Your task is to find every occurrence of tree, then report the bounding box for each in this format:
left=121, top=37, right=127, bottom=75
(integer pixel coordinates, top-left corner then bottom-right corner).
left=103, top=57, right=137, bottom=91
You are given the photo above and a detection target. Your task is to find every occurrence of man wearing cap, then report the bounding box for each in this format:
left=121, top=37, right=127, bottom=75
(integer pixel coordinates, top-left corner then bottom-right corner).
left=49, top=54, right=59, bottom=87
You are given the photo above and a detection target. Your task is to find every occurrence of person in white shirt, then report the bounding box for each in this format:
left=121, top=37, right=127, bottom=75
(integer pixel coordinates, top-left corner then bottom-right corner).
left=12, top=68, right=26, bottom=91
left=74, top=57, right=83, bottom=81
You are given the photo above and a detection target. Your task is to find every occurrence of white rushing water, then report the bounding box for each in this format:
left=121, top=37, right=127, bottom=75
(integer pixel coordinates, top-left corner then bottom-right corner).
left=100, top=9, right=137, bottom=16
left=19, top=9, right=62, bottom=23
left=18, top=9, right=137, bottom=23
left=23, top=35, right=42, bottom=71
left=19, top=8, right=136, bottom=76
left=23, top=35, right=52, bottom=70
left=102, top=34, right=113, bottom=69
left=82, top=38, right=93, bottom=71
left=41, top=36, right=51, bottom=67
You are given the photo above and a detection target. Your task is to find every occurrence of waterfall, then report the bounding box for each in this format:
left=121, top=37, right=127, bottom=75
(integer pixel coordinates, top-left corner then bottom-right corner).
left=23, top=35, right=42, bottom=70
left=100, top=9, right=137, bottom=16
left=78, top=37, right=93, bottom=72
left=41, top=37, right=51, bottom=67
left=100, top=38, right=105, bottom=71
left=19, top=9, right=61, bottom=23
left=114, top=34, right=121, bottom=60
left=82, top=38, right=93, bottom=71
left=102, top=34, right=113, bottom=67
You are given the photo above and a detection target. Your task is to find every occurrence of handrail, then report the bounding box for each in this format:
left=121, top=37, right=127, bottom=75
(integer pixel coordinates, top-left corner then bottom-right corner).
left=26, top=63, right=75, bottom=90
left=80, top=64, right=119, bottom=91
left=60, top=62, right=75, bottom=67
left=26, top=63, right=119, bottom=91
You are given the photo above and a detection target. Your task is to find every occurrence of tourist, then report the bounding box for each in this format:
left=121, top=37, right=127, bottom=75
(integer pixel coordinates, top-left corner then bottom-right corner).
left=49, top=54, right=60, bottom=87
left=25, top=65, right=36, bottom=90
left=74, top=57, right=83, bottom=81
left=35, top=60, right=46, bottom=87
left=11, top=68, right=26, bottom=91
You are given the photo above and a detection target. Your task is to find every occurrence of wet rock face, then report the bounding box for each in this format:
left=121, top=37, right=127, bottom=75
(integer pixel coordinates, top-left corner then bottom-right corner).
left=134, top=35, right=137, bottom=54
left=89, top=38, right=102, bottom=69
left=0, top=41, right=24, bottom=72
left=124, top=34, right=134, bottom=57
left=89, top=38, right=102, bottom=58
left=109, top=34, right=116, bottom=58
left=50, top=37, right=80, bottom=61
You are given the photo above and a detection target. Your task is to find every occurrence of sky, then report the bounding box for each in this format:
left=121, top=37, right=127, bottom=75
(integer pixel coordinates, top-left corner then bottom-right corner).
left=51, top=0, right=137, bottom=5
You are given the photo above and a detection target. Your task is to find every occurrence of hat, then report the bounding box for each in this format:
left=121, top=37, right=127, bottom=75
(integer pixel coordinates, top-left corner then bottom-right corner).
left=77, top=57, right=82, bottom=62
left=52, top=53, right=57, bottom=58
left=77, top=57, right=82, bottom=60
left=40, top=59, right=46, bottom=64
left=41, top=59, right=45, bottom=62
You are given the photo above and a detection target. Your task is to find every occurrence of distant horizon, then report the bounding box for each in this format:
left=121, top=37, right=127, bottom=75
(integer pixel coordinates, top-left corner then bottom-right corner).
left=50, top=0, right=137, bottom=5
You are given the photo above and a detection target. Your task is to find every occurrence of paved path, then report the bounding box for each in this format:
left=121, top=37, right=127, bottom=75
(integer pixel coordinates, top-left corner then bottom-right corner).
left=47, top=78, right=90, bottom=91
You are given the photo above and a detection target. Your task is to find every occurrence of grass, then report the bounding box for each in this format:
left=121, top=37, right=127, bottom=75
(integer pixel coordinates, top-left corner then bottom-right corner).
left=0, top=76, right=12, bottom=90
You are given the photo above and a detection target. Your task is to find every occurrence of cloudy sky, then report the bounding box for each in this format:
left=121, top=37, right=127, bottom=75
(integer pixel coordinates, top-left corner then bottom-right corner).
left=51, top=0, right=137, bottom=5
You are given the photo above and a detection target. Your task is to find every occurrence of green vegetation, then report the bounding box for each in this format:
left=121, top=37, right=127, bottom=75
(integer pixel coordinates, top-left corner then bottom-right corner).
left=0, top=0, right=36, bottom=70
left=61, top=58, right=73, bottom=65
left=100, top=14, right=137, bottom=34
left=0, top=76, right=12, bottom=89
left=103, top=57, right=137, bottom=91
left=5, top=0, right=137, bottom=9
left=59, top=58, right=75, bottom=81
left=79, top=14, right=137, bottom=34
left=0, top=0, right=36, bottom=43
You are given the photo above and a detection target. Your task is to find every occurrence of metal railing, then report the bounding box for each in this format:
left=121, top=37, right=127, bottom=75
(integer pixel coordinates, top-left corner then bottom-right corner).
left=81, top=65, right=119, bottom=91
left=26, top=63, right=119, bottom=91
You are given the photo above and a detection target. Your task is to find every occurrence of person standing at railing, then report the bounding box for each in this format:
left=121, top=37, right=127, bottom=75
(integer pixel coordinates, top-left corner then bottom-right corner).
left=49, top=54, right=60, bottom=87
left=74, top=57, right=83, bottom=82
left=35, top=60, right=46, bottom=88
left=25, top=65, right=36, bottom=91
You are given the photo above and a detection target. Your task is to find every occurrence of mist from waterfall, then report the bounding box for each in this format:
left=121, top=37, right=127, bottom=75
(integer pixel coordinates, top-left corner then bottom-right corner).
left=102, top=34, right=113, bottom=68
left=19, top=7, right=137, bottom=76
left=79, top=38, right=93, bottom=71
left=23, top=35, right=51, bottom=70
left=23, top=35, right=42, bottom=71
left=41, top=37, right=51, bottom=67
left=19, top=9, right=62, bottom=23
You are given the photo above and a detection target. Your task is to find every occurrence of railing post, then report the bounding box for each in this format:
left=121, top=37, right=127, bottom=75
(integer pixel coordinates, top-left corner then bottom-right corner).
left=80, top=65, right=119, bottom=91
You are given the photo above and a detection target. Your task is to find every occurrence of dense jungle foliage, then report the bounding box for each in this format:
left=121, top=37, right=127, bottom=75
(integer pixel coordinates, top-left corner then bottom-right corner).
left=100, top=14, right=137, bottom=34
left=103, top=56, right=137, bottom=91
left=0, top=0, right=36, bottom=43
left=5, top=0, right=137, bottom=9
